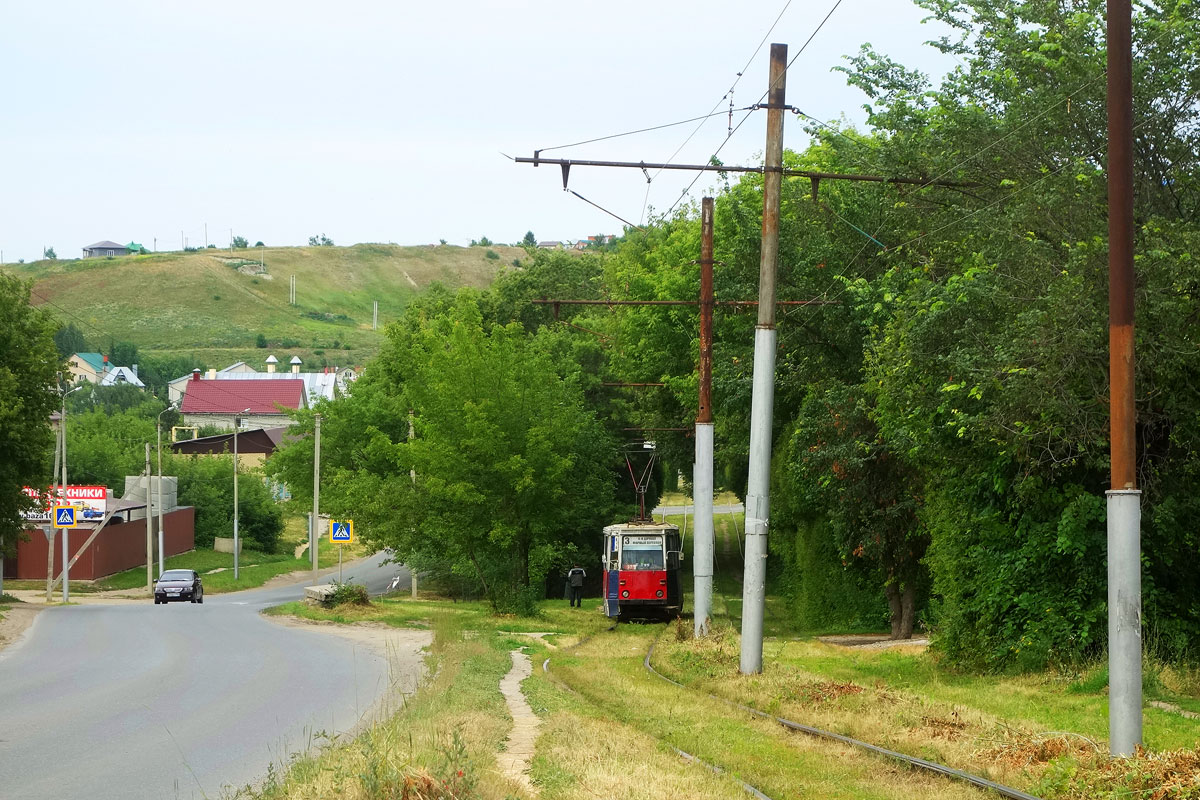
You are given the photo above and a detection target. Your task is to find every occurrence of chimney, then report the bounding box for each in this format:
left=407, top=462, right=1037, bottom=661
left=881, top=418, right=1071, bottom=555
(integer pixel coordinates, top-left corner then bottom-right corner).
left=206, top=368, right=217, bottom=380
left=290, top=355, right=302, bottom=374
left=191, top=369, right=201, bottom=381
left=132, top=363, right=138, bottom=377
left=265, top=354, right=278, bottom=374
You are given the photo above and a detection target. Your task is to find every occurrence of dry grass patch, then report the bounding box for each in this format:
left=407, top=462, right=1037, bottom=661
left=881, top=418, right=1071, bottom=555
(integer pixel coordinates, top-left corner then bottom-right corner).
left=556, top=626, right=994, bottom=799
left=531, top=712, right=750, bottom=800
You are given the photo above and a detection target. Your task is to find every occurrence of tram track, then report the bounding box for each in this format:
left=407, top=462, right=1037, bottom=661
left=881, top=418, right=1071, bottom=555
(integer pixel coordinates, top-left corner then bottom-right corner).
left=541, top=624, right=778, bottom=800
left=642, top=634, right=1043, bottom=800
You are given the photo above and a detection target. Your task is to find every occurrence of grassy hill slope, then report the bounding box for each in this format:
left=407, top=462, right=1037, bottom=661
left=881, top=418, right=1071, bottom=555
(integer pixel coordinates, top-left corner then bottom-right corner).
left=15, top=243, right=524, bottom=364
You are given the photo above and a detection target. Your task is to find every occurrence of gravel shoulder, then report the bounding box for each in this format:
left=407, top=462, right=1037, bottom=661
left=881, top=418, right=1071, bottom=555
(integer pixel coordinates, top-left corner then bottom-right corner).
left=0, top=604, right=44, bottom=655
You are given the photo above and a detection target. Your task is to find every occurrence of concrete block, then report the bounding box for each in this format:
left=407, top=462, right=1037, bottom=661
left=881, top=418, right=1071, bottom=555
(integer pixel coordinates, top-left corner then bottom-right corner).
left=213, top=537, right=242, bottom=554
left=304, top=585, right=336, bottom=605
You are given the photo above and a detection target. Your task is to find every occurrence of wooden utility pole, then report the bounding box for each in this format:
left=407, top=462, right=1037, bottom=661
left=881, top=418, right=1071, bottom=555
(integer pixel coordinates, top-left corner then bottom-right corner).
left=145, top=443, right=153, bottom=594
left=693, top=197, right=715, bottom=637
left=740, top=43, right=787, bottom=675
left=1106, top=0, right=1141, bottom=757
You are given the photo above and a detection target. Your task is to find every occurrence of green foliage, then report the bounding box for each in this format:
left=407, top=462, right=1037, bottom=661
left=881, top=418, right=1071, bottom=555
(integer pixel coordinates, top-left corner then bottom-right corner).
left=172, top=454, right=282, bottom=551
left=0, top=273, right=61, bottom=549
left=484, top=249, right=499, bottom=260
left=307, top=234, right=334, bottom=247
left=232, top=236, right=248, bottom=249
left=254, top=240, right=264, bottom=247
left=322, top=580, right=369, bottom=608
left=522, top=230, right=537, bottom=248
left=53, top=323, right=89, bottom=358
left=44, top=247, right=56, bottom=260
left=255, top=333, right=267, bottom=348
left=107, top=340, right=138, bottom=368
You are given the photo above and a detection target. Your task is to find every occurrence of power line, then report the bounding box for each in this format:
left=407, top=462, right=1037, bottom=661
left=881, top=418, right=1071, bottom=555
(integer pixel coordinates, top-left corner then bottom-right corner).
left=647, top=0, right=795, bottom=203
left=665, top=0, right=846, bottom=216
left=536, top=109, right=748, bottom=154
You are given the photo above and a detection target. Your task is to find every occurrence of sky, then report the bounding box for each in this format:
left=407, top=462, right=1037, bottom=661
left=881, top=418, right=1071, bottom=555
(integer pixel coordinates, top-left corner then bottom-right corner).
left=0, top=0, right=956, bottom=263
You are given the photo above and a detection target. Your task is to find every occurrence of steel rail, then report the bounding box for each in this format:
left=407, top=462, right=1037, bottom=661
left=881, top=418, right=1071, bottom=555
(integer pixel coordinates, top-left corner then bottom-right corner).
left=541, top=626, right=777, bottom=800
left=643, top=638, right=1044, bottom=800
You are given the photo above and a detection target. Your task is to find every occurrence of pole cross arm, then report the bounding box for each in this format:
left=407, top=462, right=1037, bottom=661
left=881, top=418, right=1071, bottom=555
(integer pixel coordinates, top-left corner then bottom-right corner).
left=531, top=298, right=836, bottom=307
left=515, top=155, right=978, bottom=189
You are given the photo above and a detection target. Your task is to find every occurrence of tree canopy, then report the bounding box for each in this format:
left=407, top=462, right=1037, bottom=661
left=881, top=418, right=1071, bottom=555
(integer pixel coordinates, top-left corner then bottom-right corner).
left=0, top=273, right=61, bottom=550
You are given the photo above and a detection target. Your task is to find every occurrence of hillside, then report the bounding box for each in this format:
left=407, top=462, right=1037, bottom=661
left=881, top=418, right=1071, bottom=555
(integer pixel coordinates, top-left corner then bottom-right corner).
left=14, top=243, right=526, bottom=364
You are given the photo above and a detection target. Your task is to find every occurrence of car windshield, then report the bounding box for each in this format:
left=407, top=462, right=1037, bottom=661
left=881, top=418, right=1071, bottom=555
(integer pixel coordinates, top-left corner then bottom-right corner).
left=160, top=571, right=193, bottom=581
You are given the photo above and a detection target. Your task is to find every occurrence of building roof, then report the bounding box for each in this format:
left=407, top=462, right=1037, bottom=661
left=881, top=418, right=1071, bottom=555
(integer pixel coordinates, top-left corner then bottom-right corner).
left=217, top=361, right=251, bottom=373
left=168, top=365, right=338, bottom=402
left=83, top=240, right=127, bottom=250
left=264, top=355, right=278, bottom=364
left=73, top=352, right=107, bottom=373
left=99, top=366, right=145, bottom=388
left=180, top=379, right=305, bottom=415
left=170, top=426, right=293, bottom=456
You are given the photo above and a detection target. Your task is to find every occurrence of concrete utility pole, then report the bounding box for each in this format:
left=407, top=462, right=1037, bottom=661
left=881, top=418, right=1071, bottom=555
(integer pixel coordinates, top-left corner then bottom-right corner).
left=693, top=197, right=715, bottom=638
left=312, top=413, right=321, bottom=585
left=157, top=408, right=169, bottom=577
left=1106, top=0, right=1141, bottom=757
left=145, top=443, right=153, bottom=594
left=233, top=411, right=249, bottom=580
left=409, top=410, right=418, bottom=598
left=61, top=394, right=69, bottom=603
left=741, top=43, right=787, bottom=675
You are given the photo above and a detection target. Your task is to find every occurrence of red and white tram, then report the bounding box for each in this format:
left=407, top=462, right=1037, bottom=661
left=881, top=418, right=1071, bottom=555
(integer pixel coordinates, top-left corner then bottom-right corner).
left=602, top=521, right=683, bottom=619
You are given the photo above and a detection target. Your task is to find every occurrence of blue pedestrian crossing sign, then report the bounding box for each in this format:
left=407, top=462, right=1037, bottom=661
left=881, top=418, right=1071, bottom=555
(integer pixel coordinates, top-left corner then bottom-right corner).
left=329, top=520, right=354, bottom=544
left=53, top=505, right=77, bottom=528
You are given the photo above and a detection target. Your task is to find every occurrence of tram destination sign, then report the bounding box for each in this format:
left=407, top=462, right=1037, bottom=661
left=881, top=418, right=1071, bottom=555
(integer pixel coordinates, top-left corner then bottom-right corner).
left=622, top=535, right=661, bottom=546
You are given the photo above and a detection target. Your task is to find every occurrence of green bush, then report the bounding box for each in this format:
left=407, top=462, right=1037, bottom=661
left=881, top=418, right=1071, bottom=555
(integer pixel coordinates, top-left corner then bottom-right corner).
left=255, top=333, right=267, bottom=348
left=323, top=580, right=370, bottom=608
left=485, top=249, right=499, bottom=260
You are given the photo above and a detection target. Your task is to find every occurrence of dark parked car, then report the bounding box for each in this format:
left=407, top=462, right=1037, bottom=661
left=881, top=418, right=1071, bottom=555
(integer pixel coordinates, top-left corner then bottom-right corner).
left=154, top=569, right=204, bottom=604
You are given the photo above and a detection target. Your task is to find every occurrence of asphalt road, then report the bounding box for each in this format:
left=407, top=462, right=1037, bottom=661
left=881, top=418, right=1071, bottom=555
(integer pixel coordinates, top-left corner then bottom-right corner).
left=0, top=553, right=414, bottom=800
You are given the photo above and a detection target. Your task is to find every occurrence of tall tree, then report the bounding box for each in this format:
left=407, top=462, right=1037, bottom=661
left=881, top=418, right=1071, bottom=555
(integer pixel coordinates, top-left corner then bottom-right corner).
left=0, top=273, right=62, bottom=550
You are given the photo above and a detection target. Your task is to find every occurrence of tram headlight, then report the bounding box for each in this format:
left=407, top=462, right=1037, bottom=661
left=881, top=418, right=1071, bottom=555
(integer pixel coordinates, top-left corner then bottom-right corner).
left=621, top=590, right=629, bottom=598
left=656, top=590, right=664, bottom=598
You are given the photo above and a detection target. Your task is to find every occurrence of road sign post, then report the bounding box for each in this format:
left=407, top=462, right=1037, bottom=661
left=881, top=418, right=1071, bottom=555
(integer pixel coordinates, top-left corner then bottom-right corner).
left=329, top=520, right=353, bottom=583
left=53, top=506, right=76, bottom=603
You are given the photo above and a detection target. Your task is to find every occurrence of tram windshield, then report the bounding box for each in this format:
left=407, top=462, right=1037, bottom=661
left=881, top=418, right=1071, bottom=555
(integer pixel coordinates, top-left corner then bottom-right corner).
left=621, top=537, right=664, bottom=570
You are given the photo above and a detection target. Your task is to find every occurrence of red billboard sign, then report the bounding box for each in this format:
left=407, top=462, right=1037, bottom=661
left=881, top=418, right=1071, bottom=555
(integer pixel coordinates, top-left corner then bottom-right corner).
left=21, top=485, right=109, bottom=522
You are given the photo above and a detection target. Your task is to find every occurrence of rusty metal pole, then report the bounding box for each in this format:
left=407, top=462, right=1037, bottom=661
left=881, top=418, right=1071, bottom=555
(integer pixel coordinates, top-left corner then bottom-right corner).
left=741, top=43, right=786, bottom=674
left=1106, top=0, right=1142, bottom=757
left=694, top=197, right=716, bottom=637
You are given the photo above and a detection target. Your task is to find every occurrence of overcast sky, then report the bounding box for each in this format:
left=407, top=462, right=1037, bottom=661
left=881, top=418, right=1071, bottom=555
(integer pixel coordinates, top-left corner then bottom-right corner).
left=0, top=0, right=955, bottom=263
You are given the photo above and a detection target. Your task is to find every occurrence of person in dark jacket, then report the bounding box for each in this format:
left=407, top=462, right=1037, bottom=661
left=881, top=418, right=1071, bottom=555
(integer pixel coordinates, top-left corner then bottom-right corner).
left=566, top=564, right=586, bottom=608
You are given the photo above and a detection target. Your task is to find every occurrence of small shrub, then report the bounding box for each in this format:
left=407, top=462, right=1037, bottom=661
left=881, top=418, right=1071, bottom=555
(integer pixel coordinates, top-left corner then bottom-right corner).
left=323, top=580, right=369, bottom=608
left=485, top=249, right=499, bottom=260
left=280, top=337, right=300, bottom=348
left=255, top=333, right=267, bottom=348
left=254, top=240, right=264, bottom=247
left=1, top=592, right=21, bottom=604
left=212, top=294, right=221, bottom=300
left=313, top=349, right=325, bottom=355
left=512, top=258, right=521, bottom=267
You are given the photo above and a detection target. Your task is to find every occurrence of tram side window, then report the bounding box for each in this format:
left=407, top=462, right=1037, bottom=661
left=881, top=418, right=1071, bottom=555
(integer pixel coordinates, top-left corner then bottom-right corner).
left=621, top=542, right=664, bottom=570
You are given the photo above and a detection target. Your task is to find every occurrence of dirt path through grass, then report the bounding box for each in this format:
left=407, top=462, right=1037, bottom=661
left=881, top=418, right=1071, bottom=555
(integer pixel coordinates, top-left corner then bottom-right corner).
left=498, top=648, right=540, bottom=795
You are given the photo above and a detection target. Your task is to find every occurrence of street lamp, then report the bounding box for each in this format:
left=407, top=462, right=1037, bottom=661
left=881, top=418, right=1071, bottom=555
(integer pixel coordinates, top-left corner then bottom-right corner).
left=156, top=403, right=176, bottom=577
left=233, top=409, right=250, bottom=580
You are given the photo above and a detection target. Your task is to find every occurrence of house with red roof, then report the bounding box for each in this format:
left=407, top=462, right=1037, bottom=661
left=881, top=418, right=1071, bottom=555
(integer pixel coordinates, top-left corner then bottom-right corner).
left=179, top=374, right=307, bottom=431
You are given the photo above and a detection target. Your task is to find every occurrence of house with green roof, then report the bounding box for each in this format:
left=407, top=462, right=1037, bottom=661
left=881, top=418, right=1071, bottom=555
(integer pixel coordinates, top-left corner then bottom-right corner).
left=68, top=352, right=110, bottom=384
